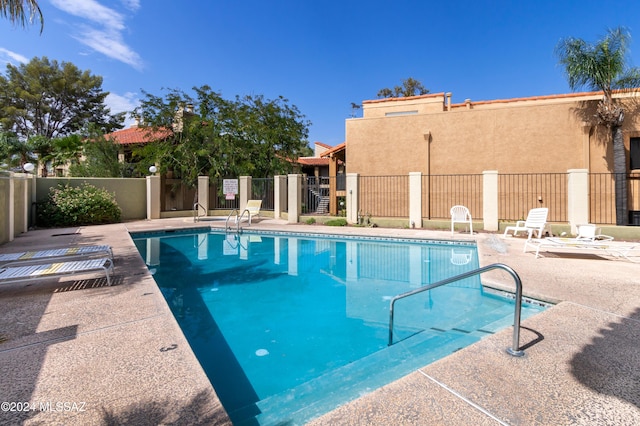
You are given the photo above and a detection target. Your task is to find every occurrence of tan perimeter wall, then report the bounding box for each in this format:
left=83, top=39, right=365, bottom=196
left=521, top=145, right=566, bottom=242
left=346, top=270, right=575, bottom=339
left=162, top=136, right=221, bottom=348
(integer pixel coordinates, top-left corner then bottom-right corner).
left=36, top=178, right=147, bottom=221
left=347, top=92, right=640, bottom=176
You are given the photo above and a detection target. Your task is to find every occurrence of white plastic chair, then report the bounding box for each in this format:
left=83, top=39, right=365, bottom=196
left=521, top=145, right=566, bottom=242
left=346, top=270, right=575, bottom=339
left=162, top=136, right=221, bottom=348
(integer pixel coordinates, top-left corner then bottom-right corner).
left=503, top=208, right=549, bottom=239
left=450, top=205, right=473, bottom=236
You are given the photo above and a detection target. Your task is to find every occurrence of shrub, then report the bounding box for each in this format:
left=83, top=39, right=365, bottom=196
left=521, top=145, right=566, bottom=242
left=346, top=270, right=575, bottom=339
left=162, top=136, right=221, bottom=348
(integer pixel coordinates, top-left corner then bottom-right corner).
left=37, top=183, right=122, bottom=227
left=305, top=217, right=316, bottom=225
left=325, top=218, right=347, bottom=226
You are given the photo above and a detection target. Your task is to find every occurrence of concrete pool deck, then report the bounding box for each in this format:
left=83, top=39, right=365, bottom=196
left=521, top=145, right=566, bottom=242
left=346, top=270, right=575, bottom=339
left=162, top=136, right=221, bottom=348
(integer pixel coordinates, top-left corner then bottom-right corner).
left=0, top=218, right=638, bottom=425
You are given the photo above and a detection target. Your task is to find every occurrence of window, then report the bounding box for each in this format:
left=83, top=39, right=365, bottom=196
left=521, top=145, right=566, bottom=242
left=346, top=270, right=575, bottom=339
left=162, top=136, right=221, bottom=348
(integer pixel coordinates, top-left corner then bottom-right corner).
left=384, top=110, right=418, bottom=117
left=631, top=137, right=640, bottom=170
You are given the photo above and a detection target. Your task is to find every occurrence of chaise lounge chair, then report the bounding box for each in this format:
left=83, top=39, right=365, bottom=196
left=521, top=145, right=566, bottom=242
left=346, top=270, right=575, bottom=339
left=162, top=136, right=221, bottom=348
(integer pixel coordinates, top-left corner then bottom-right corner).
left=575, top=224, right=613, bottom=242
left=0, top=245, right=113, bottom=267
left=524, top=237, right=639, bottom=262
left=503, top=208, right=550, bottom=239
left=237, top=200, right=262, bottom=225
left=0, top=257, right=115, bottom=286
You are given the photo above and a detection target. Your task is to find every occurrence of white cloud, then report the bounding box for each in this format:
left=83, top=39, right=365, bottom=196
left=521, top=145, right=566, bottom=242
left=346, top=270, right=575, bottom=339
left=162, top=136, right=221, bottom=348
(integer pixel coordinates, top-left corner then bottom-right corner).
left=0, top=48, right=29, bottom=65
left=75, top=27, right=143, bottom=70
left=49, top=0, right=143, bottom=70
left=106, top=91, right=140, bottom=126
left=121, top=0, right=141, bottom=11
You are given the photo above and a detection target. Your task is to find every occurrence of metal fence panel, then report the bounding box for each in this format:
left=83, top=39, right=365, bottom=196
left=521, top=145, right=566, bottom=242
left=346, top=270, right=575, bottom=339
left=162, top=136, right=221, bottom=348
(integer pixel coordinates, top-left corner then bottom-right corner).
left=358, top=176, right=409, bottom=218
left=498, top=173, right=566, bottom=222
left=423, top=174, right=483, bottom=220
left=252, top=178, right=274, bottom=210
left=208, top=179, right=239, bottom=210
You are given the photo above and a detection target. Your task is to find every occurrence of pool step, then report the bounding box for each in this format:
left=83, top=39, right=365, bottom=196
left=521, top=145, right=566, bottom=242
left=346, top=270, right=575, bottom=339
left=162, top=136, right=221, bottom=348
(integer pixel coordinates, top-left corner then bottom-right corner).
left=228, top=328, right=479, bottom=425
left=229, top=303, right=537, bottom=425
left=392, top=303, right=516, bottom=343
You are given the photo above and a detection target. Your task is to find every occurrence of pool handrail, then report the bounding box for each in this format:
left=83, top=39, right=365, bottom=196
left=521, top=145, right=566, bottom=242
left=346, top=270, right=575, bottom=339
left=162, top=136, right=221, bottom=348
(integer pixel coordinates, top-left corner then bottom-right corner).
left=225, top=208, right=251, bottom=233
left=388, top=263, right=525, bottom=357
left=193, top=202, right=207, bottom=222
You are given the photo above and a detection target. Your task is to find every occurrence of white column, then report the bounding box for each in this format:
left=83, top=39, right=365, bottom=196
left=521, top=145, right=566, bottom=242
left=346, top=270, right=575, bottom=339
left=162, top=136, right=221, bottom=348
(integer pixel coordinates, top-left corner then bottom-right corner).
left=274, top=175, right=287, bottom=219
left=346, top=173, right=359, bottom=224
left=567, top=169, right=589, bottom=234
left=8, top=172, right=15, bottom=241
left=483, top=170, right=499, bottom=231
left=287, top=174, right=301, bottom=224
left=239, top=176, right=252, bottom=211
left=146, top=175, right=161, bottom=219
left=197, top=176, right=209, bottom=215
left=409, top=172, right=422, bottom=228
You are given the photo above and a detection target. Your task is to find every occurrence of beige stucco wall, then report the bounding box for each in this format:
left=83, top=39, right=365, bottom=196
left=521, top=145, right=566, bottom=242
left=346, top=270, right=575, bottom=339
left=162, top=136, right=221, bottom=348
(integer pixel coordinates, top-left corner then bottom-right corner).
left=347, top=91, right=640, bottom=176
left=35, top=178, right=147, bottom=221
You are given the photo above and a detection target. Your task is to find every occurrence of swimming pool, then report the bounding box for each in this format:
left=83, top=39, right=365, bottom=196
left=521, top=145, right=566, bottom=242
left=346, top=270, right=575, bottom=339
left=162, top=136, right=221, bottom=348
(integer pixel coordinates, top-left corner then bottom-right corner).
left=131, top=229, right=547, bottom=425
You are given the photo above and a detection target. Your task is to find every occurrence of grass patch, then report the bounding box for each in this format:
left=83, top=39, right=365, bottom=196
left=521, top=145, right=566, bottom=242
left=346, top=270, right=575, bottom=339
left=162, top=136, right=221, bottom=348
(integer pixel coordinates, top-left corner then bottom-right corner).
left=325, top=218, right=347, bottom=226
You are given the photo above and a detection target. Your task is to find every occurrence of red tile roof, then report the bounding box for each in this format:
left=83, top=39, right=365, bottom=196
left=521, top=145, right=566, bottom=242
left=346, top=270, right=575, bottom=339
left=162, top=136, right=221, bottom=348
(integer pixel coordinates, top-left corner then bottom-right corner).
left=105, top=125, right=172, bottom=145
left=297, top=157, right=330, bottom=166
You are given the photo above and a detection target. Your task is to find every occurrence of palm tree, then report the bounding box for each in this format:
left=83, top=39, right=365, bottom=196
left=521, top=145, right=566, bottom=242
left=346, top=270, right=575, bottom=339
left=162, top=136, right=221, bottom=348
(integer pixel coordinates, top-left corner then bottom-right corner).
left=556, top=27, right=640, bottom=225
left=0, top=0, right=43, bottom=32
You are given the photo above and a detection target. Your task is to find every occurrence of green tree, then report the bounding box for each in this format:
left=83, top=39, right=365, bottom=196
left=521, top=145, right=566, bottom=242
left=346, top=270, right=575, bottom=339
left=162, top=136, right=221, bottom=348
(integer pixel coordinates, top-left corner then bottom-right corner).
left=0, top=0, right=42, bottom=32
left=70, top=125, right=129, bottom=177
left=134, top=86, right=311, bottom=187
left=377, top=77, right=429, bottom=98
left=0, top=131, right=35, bottom=170
left=0, top=56, right=124, bottom=141
left=556, top=27, right=640, bottom=225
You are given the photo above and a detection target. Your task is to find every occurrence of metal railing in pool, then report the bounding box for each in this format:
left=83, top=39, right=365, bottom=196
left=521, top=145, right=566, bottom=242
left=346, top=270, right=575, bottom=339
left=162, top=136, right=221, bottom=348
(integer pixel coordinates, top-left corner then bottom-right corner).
left=388, top=263, right=525, bottom=357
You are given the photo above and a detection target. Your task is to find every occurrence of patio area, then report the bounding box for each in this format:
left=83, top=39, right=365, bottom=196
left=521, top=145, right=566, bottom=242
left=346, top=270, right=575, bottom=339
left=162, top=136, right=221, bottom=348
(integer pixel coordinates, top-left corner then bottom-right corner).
left=0, top=218, right=638, bottom=425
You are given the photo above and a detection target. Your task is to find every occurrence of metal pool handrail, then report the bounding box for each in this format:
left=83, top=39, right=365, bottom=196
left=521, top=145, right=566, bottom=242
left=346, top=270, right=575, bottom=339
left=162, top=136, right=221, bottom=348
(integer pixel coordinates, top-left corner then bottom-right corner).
left=388, top=263, right=525, bottom=357
left=193, top=202, right=206, bottom=222
left=225, top=208, right=251, bottom=233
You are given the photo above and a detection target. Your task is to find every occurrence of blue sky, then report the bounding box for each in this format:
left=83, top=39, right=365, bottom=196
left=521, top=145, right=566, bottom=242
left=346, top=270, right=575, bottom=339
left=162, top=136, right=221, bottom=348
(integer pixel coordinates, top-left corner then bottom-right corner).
left=2, top=1, right=640, bottom=147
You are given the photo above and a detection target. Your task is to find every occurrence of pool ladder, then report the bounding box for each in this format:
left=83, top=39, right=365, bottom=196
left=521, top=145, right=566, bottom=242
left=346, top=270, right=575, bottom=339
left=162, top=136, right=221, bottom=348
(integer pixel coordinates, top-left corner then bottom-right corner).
left=388, top=263, right=525, bottom=357
left=225, top=208, right=251, bottom=233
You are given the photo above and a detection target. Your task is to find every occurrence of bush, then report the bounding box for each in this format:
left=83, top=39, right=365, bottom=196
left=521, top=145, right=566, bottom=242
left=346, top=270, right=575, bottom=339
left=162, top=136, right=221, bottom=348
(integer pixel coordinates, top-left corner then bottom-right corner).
left=37, top=183, right=122, bottom=227
left=325, top=218, right=347, bottom=226
left=305, top=217, right=316, bottom=225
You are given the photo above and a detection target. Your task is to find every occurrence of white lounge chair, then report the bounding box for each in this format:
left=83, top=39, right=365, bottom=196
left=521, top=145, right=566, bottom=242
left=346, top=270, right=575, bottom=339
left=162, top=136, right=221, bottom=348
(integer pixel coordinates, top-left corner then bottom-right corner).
left=450, top=205, right=473, bottom=236
left=524, top=237, right=639, bottom=262
left=0, top=257, right=115, bottom=286
left=503, top=208, right=550, bottom=239
left=0, top=245, right=113, bottom=266
left=237, top=200, right=262, bottom=225
left=576, top=224, right=613, bottom=241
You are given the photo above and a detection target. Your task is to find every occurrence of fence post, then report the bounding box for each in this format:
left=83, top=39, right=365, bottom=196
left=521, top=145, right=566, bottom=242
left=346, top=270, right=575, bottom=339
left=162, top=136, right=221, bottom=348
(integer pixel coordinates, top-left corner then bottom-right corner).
left=346, top=173, right=359, bottom=224
left=146, top=175, right=161, bottom=219
left=409, top=172, right=422, bottom=228
left=287, top=174, right=302, bottom=223
left=567, top=169, right=589, bottom=234
left=274, top=175, right=287, bottom=219
left=197, top=176, right=209, bottom=214
left=239, top=176, right=252, bottom=211
left=19, top=173, right=29, bottom=233
left=7, top=172, right=15, bottom=241
left=483, top=170, right=499, bottom=231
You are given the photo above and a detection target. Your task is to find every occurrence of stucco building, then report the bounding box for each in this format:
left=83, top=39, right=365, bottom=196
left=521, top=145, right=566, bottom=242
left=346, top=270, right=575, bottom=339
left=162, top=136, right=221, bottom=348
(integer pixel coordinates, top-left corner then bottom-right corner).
left=343, top=91, right=640, bottom=226
left=346, top=91, right=640, bottom=176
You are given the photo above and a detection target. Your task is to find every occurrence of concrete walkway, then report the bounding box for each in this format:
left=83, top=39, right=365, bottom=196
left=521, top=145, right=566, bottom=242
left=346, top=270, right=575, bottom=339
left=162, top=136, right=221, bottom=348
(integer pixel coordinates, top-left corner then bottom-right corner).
left=0, top=218, right=638, bottom=425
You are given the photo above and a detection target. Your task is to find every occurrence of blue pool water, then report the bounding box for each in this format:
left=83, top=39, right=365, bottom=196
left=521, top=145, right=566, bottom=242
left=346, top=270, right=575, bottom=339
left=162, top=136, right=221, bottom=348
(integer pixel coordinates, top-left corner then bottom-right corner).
left=131, top=229, right=547, bottom=425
